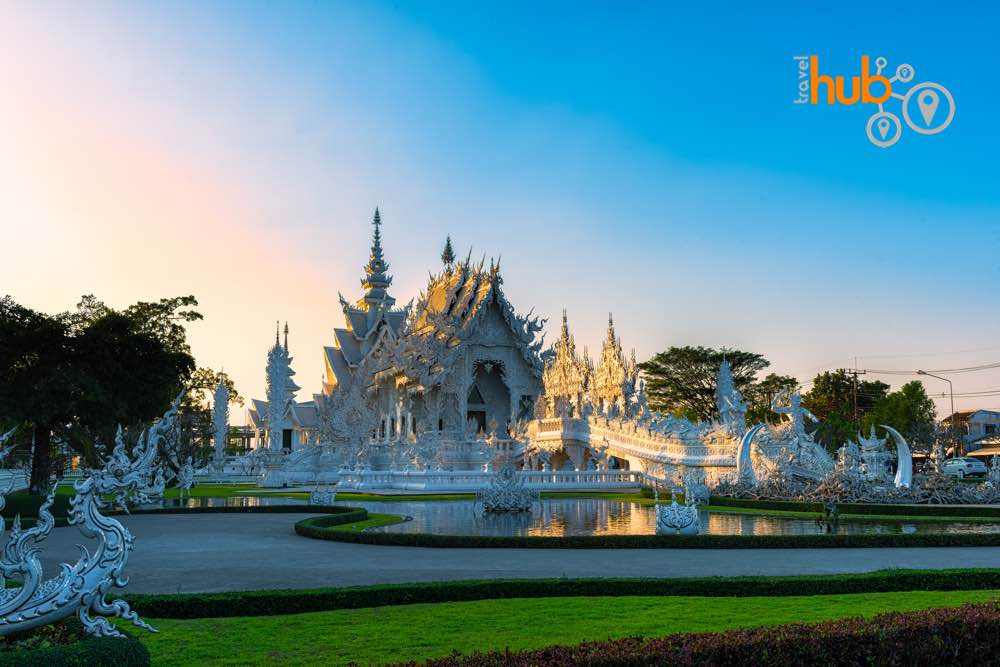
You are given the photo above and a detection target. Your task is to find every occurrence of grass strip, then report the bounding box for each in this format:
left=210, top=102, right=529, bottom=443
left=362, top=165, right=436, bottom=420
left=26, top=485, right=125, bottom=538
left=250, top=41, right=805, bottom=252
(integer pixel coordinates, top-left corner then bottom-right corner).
left=133, top=591, right=1000, bottom=666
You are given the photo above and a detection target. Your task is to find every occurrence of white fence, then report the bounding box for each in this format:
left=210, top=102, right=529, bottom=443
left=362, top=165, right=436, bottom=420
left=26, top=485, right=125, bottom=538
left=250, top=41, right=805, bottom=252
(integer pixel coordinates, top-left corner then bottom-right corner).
left=337, top=468, right=645, bottom=492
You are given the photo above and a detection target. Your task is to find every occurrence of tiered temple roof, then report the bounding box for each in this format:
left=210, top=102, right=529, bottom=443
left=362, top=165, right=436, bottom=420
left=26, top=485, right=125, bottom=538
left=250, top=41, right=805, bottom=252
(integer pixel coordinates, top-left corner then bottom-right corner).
left=324, top=209, right=411, bottom=391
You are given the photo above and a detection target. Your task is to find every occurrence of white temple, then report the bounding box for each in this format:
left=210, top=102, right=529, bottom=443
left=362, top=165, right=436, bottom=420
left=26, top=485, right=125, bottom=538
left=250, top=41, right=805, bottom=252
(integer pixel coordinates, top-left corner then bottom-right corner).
left=243, top=208, right=843, bottom=490
left=248, top=209, right=548, bottom=484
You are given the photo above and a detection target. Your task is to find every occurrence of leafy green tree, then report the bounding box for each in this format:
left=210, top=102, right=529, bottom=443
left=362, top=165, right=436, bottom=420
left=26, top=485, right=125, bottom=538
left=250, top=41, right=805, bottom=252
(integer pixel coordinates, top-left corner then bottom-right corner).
left=862, top=381, right=937, bottom=451
left=0, top=295, right=199, bottom=488
left=639, top=346, right=770, bottom=422
left=0, top=297, right=74, bottom=492
left=802, top=370, right=889, bottom=449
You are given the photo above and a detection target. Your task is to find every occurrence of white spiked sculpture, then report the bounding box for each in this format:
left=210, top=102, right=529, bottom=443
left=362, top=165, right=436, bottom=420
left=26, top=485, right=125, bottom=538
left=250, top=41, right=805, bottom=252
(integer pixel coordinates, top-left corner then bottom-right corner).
left=880, top=424, right=913, bottom=489
left=0, top=394, right=182, bottom=638
left=212, top=378, right=230, bottom=462
left=477, top=464, right=537, bottom=512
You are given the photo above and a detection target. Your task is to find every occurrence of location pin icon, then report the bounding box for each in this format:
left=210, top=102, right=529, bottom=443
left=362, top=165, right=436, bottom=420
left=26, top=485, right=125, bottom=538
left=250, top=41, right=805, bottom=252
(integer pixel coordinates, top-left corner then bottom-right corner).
left=877, top=118, right=890, bottom=139
left=918, top=90, right=940, bottom=127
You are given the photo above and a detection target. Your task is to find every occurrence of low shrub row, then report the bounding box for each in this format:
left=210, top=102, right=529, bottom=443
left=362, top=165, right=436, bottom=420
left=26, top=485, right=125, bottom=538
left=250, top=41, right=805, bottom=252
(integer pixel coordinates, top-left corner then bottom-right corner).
left=122, top=568, right=1000, bottom=619
left=295, top=515, right=1000, bottom=548
left=0, top=494, right=73, bottom=520
left=710, top=495, right=1000, bottom=518
left=411, top=601, right=1000, bottom=666
left=0, top=631, right=148, bottom=667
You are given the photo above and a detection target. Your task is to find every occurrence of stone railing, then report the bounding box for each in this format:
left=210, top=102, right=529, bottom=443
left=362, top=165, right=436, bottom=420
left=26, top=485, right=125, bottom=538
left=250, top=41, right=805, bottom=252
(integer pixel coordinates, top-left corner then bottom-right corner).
left=337, top=468, right=644, bottom=492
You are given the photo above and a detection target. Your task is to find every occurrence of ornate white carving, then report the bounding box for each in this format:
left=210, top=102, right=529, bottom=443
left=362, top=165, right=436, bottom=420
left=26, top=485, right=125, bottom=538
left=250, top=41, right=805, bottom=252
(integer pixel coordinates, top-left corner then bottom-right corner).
left=653, top=488, right=699, bottom=535
left=0, top=395, right=181, bottom=639
left=715, top=360, right=747, bottom=435
left=212, top=379, right=229, bottom=462
left=265, top=323, right=298, bottom=452
left=476, top=465, right=538, bottom=512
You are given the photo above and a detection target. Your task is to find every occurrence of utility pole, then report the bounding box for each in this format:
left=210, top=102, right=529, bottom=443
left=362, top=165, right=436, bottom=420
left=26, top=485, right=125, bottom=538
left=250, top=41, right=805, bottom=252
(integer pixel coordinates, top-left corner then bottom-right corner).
left=838, top=363, right=867, bottom=424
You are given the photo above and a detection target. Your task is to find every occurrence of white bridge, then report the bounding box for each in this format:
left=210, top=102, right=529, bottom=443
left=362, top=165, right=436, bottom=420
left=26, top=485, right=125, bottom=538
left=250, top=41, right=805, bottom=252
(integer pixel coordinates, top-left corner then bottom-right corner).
left=528, top=416, right=741, bottom=485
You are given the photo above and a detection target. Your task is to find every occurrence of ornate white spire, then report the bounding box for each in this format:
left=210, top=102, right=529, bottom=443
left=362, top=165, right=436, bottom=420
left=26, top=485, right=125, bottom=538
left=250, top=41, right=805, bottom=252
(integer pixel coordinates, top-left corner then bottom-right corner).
left=212, top=377, right=230, bottom=461
left=592, top=312, right=629, bottom=415
left=358, top=208, right=396, bottom=310
left=265, top=324, right=299, bottom=451
left=542, top=310, right=589, bottom=417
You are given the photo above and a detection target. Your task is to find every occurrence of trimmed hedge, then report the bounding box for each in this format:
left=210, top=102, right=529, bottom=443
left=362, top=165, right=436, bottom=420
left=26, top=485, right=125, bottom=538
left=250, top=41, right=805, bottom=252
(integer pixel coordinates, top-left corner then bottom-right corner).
left=295, top=514, right=1000, bottom=548
left=1, top=494, right=72, bottom=520
left=710, top=495, right=1000, bottom=518
left=0, top=635, right=149, bottom=667
left=121, top=568, right=1000, bottom=619
left=411, top=601, right=1000, bottom=666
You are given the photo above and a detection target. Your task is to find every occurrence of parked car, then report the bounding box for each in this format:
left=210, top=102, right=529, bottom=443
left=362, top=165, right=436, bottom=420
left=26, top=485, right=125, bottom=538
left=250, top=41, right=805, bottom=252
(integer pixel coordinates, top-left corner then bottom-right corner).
left=942, top=457, right=988, bottom=479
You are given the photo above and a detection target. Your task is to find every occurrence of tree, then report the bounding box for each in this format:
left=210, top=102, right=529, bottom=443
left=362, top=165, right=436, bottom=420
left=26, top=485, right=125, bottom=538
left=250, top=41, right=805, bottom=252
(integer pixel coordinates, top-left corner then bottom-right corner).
left=0, top=295, right=199, bottom=489
left=639, top=346, right=770, bottom=422
left=0, top=297, right=74, bottom=492
left=68, top=310, right=195, bottom=458
left=802, top=370, right=889, bottom=450
left=441, top=236, right=456, bottom=267
left=862, top=381, right=936, bottom=451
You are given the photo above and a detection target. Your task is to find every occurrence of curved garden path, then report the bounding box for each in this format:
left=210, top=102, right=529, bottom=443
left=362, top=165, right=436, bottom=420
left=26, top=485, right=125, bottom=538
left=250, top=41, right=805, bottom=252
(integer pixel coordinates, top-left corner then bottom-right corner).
left=36, top=513, right=1000, bottom=594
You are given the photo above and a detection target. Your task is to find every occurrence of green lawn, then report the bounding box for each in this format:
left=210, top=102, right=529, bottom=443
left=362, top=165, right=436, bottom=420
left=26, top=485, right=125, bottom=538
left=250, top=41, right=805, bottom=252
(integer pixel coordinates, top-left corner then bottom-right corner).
left=138, top=589, right=1000, bottom=666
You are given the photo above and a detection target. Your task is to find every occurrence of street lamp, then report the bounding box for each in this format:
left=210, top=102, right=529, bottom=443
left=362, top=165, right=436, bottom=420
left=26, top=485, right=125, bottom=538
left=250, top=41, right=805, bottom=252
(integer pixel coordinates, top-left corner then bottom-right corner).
left=917, top=370, right=958, bottom=456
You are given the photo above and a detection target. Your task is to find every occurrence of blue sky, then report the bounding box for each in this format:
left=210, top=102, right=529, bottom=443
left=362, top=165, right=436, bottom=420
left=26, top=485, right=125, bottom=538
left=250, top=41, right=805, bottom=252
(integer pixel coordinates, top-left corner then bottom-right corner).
left=3, top=1, right=998, bottom=414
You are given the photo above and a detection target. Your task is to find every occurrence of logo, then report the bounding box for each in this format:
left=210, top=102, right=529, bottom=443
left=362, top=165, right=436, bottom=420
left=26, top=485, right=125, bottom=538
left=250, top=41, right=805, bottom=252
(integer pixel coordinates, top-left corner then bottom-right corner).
left=793, top=55, right=955, bottom=148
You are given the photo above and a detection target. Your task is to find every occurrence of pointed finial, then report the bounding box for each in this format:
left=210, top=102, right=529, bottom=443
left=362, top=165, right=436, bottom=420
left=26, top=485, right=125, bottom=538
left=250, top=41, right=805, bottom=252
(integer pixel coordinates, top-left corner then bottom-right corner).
left=284, top=321, right=289, bottom=352
left=275, top=320, right=280, bottom=344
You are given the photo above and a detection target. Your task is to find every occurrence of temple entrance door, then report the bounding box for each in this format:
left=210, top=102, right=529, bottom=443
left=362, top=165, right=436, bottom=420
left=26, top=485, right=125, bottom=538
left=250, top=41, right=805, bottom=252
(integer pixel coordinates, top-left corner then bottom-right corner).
left=467, top=410, right=486, bottom=434
left=471, top=362, right=511, bottom=437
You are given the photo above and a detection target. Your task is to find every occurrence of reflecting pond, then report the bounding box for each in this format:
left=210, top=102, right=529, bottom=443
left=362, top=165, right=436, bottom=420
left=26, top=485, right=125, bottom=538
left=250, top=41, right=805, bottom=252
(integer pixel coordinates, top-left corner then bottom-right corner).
left=338, top=498, right=1000, bottom=537
left=138, top=496, right=309, bottom=509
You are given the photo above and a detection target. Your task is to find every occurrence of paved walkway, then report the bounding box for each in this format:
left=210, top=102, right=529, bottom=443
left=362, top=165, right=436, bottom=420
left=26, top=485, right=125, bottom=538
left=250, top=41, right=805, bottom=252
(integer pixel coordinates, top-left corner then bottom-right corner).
left=35, top=513, right=1000, bottom=594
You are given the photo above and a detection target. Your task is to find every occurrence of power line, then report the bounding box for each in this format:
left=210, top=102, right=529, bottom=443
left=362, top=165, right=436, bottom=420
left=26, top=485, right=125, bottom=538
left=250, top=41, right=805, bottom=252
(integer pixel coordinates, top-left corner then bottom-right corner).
left=865, top=361, right=1000, bottom=375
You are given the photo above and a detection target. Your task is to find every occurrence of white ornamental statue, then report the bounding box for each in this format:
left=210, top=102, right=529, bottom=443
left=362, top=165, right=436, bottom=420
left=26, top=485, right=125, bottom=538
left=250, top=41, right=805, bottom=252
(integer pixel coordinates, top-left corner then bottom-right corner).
left=212, top=377, right=230, bottom=463
left=771, top=389, right=818, bottom=439
left=715, top=360, right=747, bottom=435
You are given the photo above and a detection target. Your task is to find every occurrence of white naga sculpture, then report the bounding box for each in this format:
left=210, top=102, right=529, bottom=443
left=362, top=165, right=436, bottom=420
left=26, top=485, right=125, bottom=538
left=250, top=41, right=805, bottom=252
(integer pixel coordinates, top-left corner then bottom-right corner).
left=477, top=464, right=538, bottom=512
left=653, top=488, right=699, bottom=535
left=0, top=395, right=181, bottom=639
left=212, top=378, right=230, bottom=463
